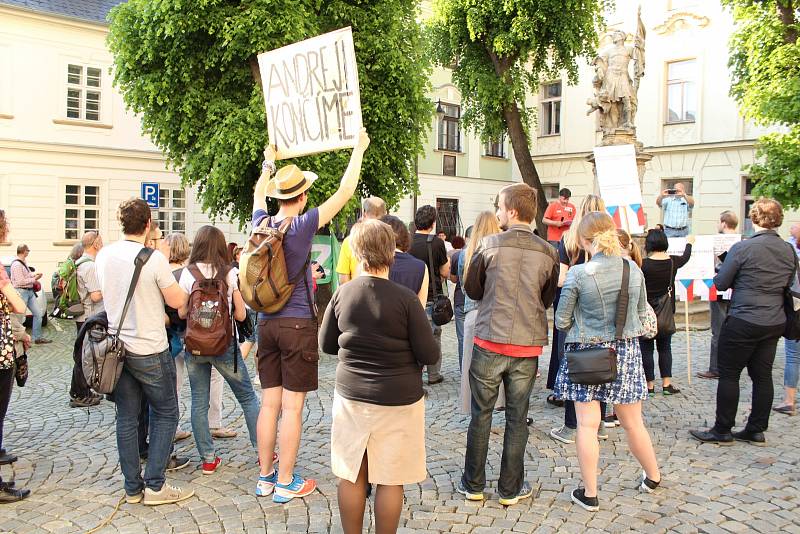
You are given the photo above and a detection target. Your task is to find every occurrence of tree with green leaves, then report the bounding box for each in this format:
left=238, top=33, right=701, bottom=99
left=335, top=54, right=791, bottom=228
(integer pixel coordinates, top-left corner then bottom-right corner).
left=427, top=0, right=606, bottom=231
left=726, top=0, right=800, bottom=208
left=108, top=0, right=431, bottom=227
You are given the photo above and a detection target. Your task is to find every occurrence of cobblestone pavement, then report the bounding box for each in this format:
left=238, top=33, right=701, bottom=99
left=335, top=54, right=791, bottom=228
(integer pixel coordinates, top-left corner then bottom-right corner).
left=1, top=317, right=799, bottom=534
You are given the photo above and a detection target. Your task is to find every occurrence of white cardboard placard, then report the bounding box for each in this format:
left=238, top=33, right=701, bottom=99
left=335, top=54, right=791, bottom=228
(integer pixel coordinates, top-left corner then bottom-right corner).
left=593, top=144, right=645, bottom=234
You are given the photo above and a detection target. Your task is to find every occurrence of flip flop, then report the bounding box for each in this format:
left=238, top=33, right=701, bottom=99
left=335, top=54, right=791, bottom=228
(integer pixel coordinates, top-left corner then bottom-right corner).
left=546, top=394, right=564, bottom=408
left=211, top=427, right=238, bottom=438
left=772, top=405, right=796, bottom=416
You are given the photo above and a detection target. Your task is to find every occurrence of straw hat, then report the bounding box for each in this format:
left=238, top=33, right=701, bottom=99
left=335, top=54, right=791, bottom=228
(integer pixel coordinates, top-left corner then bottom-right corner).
left=265, top=165, right=318, bottom=200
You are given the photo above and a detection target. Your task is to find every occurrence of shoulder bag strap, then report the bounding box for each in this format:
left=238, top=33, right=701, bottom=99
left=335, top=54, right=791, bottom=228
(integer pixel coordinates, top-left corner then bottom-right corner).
left=785, top=242, right=800, bottom=288
left=614, top=259, right=631, bottom=339
left=667, top=257, right=674, bottom=297
left=426, top=235, right=439, bottom=299
left=301, top=253, right=316, bottom=321
left=114, top=247, right=155, bottom=335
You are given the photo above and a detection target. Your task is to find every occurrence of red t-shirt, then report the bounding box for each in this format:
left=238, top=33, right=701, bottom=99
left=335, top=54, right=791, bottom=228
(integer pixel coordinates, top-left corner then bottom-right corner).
left=473, top=337, right=543, bottom=358
left=544, top=201, right=576, bottom=242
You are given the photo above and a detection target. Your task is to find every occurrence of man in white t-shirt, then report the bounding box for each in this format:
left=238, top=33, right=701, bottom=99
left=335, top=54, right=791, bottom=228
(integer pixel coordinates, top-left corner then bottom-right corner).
left=95, top=198, right=192, bottom=506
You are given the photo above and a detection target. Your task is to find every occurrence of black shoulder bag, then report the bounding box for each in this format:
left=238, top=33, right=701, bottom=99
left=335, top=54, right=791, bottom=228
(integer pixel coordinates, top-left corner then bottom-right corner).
left=427, top=235, right=453, bottom=326
left=783, top=244, right=800, bottom=341
left=566, top=259, right=630, bottom=385
left=651, top=257, right=676, bottom=337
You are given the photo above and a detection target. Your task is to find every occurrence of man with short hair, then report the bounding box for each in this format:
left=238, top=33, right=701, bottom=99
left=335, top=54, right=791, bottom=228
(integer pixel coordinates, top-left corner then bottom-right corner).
left=656, top=182, right=695, bottom=237
left=458, top=183, right=559, bottom=506
left=69, top=231, right=104, bottom=408
left=9, top=244, right=50, bottom=344
left=95, top=198, right=192, bottom=506
left=408, top=205, right=451, bottom=385
left=437, top=230, right=454, bottom=253
left=336, top=196, right=387, bottom=284
left=698, top=210, right=740, bottom=380
left=542, top=188, right=576, bottom=247
left=254, top=129, right=369, bottom=504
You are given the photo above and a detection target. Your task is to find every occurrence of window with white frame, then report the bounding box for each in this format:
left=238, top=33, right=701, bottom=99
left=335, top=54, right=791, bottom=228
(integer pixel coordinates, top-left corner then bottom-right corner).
left=438, top=103, right=462, bottom=152
left=67, top=64, right=102, bottom=121
left=156, top=187, right=187, bottom=233
left=64, top=184, right=99, bottom=240
left=485, top=136, right=506, bottom=158
left=541, top=81, right=562, bottom=136
left=743, top=177, right=756, bottom=237
left=666, top=60, right=697, bottom=123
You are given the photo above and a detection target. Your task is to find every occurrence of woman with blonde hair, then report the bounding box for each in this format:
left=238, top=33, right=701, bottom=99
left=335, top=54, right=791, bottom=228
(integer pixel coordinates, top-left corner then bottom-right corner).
left=549, top=194, right=609, bottom=443
left=458, top=211, right=504, bottom=414
left=555, top=212, right=660, bottom=511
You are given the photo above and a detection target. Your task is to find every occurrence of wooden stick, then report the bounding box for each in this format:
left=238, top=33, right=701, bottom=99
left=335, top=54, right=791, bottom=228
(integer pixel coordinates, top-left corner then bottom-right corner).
left=685, top=297, right=692, bottom=385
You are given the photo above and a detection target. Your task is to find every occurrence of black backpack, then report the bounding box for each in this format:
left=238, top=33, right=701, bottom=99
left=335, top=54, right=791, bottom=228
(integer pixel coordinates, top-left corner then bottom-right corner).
left=426, top=235, right=453, bottom=326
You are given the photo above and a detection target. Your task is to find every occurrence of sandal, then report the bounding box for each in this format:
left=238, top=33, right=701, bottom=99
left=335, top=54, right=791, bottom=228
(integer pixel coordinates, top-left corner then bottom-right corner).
left=772, top=404, right=796, bottom=416
left=211, top=427, right=238, bottom=439
left=546, top=394, right=564, bottom=408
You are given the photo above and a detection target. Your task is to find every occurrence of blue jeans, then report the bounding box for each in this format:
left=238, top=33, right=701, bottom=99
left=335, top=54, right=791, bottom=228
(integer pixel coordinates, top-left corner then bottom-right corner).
left=424, top=303, right=443, bottom=381
left=455, top=304, right=466, bottom=371
left=185, top=341, right=260, bottom=462
left=115, top=349, right=178, bottom=496
left=785, top=338, right=800, bottom=389
left=462, top=345, right=537, bottom=499
left=663, top=226, right=689, bottom=238
left=18, top=288, right=43, bottom=340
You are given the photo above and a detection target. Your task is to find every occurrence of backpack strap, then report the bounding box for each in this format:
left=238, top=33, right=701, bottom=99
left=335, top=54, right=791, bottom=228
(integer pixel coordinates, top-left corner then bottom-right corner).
left=426, top=234, right=439, bottom=301
left=114, top=248, right=155, bottom=336
left=75, top=256, right=94, bottom=267
left=187, top=264, right=206, bottom=282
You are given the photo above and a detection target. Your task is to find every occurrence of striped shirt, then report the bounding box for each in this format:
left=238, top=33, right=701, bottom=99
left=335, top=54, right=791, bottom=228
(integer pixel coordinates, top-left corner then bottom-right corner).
left=661, top=196, right=690, bottom=229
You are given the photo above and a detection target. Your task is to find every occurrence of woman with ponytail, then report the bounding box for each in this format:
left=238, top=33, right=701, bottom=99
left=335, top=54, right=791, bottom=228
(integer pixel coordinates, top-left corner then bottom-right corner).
left=554, top=212, right=661, bottom=512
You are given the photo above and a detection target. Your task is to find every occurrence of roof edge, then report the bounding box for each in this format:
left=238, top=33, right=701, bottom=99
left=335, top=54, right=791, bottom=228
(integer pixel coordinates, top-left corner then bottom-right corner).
left=0, top=2, right=111, bottom=29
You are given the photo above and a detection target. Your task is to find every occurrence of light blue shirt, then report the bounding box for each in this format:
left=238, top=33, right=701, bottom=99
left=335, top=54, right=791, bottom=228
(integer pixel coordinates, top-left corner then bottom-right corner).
left=661, top=196, right=690, bottom=229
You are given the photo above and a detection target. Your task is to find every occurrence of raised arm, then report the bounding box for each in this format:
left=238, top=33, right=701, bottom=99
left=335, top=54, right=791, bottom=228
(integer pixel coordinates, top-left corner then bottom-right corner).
left=317, top=128, right=370, bottom=229
left=253, top=145, right=277, bottom=214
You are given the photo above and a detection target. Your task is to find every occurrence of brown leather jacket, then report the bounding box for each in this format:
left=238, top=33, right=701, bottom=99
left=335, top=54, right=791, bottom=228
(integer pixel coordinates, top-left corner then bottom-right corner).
left=464, top=224, right=559, bottom=347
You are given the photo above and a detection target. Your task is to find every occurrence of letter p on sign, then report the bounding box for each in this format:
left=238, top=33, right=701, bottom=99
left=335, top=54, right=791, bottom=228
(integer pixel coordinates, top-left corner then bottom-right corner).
left=141, top=182, right=159, bottom=208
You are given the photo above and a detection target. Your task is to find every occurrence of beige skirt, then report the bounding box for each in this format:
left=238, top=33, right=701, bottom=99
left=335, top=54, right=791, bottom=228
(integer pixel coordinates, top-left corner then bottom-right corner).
left=331, top=391, right=427, bottom=485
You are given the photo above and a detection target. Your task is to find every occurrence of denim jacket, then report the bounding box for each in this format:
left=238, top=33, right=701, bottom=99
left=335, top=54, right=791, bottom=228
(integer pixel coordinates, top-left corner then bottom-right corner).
left=555, top=253, right=648, bottom=344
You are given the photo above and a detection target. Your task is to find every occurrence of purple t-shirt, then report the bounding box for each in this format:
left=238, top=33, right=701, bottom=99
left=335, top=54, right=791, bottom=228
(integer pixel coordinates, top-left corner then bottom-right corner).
left=253, top=207, right=319, bottom=319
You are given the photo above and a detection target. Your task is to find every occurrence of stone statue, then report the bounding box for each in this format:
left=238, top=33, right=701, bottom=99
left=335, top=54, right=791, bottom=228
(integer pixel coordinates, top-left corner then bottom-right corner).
left=587, top=8, right=646, bottom=134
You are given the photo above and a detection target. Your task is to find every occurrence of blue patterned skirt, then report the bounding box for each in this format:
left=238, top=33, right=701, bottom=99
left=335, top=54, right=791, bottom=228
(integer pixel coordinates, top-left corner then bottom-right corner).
left=554, top=337, right=648, bottom=404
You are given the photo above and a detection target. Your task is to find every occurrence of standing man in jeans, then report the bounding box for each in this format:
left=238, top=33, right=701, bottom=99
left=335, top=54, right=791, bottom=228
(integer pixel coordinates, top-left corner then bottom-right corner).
left=656, top=182, right=694, bottom=237
left=69, top=231, right=105, bottom=408
left=9, top=244, right=51, bottom=344
left=458, top=183, right=558, bottom=505
left=96, top=198, right=192, bottom=505
left=408, top=205, right=450, bottom=385
left=698, top=210, right=739, bottom=380
left=254, top=129, right=369, bottom=504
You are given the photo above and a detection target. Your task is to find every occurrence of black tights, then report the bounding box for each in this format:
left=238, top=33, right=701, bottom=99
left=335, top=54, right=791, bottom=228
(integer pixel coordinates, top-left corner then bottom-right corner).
left=0, top=368, right=13, bottom=453
left=338, top=454, right=403, bottom=534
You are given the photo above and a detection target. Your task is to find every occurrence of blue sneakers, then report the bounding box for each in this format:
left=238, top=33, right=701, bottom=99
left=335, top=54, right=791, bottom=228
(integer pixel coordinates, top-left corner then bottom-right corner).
left=272, top=473, right=317, bottom=504
left=255, top=466, right=278, bottom=497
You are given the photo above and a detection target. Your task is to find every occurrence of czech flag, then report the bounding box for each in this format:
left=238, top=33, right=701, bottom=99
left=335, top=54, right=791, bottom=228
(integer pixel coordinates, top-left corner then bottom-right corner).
left=703, top=279, right=717, bottom=301
left=606, top=206, right=622, bottom=227
left=680, top=279, right=694, bottom=301
left=630, top=203, right=646, bottom=226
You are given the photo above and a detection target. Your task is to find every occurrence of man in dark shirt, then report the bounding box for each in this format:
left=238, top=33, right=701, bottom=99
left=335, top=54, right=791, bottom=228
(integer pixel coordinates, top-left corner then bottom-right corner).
left=408, top=205, right=451, bottom=384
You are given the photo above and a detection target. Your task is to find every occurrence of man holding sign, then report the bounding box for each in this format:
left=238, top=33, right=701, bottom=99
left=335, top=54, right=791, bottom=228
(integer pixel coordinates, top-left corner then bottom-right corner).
left=252, top=128, right=370, bottom=503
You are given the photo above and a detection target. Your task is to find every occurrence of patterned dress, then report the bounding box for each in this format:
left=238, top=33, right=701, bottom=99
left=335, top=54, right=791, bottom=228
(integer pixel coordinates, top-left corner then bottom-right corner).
left=554, top=337, right=648, bottom=404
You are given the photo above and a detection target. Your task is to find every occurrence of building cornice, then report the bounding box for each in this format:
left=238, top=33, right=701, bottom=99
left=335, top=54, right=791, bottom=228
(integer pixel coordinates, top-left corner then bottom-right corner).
left=0, top=4, right=109, bottom=34
left=0, top=138, right=168, bottom=161
left=531, top=139, right=758, bottom=161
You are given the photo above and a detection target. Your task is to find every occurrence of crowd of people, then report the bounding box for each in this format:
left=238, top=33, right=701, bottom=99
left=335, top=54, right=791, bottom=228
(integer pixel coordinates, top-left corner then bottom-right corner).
left=0, top=132, right=798, bottom=533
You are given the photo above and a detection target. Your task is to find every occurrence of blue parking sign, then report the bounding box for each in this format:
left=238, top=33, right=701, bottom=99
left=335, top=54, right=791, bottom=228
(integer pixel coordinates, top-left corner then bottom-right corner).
left=141, top=182, right=159, bottom=208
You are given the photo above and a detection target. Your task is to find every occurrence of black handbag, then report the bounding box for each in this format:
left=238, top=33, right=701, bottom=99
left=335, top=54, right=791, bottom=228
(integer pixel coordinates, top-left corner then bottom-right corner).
left=566, top=259, right=630, bottom=385
left=650, top=257, right=676, bottom=337
left=427, top=235, right=453, bottom=326
left=784, top=246, right=800, bottom=341
left=236, top=313, right=254, bottom=341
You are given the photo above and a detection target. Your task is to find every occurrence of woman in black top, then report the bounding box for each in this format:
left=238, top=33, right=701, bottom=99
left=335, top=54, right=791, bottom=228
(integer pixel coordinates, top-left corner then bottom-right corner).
left=319, top=219, right=437, bottom=534
left=640, top=229, right=693, bottom=395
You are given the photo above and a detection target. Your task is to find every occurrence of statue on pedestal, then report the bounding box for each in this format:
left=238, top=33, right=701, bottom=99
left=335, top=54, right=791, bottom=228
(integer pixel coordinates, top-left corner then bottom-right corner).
left=587, top=8, right=646, bottom=137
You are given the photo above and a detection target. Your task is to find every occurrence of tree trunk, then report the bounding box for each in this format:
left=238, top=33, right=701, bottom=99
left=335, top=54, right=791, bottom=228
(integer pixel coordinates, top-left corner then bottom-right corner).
left=503, top=102, right=549, bottom=237
left=777, top=1, right=798, bottom=44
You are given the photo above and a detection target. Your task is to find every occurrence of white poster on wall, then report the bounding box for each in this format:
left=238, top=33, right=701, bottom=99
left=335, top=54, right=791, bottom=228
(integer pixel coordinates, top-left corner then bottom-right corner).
left=257, top=27, right=362, bottom=159
left=593, top=144, right=645, bottom=234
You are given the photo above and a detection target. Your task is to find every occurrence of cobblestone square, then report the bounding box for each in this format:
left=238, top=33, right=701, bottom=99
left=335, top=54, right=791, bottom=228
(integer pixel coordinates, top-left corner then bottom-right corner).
left=1, top=318, right=799, bottom=533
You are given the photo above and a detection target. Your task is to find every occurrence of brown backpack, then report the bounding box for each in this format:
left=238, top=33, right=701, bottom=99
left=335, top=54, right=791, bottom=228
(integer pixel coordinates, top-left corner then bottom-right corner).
left=239, top=216, right=308, bottom=313
left=184, top=264, right=232, bottom=356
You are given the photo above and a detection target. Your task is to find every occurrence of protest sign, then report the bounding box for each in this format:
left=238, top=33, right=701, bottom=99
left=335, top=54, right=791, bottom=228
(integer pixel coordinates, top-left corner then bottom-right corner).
left=667, top=235, right=741, bottom=301
left=593, top=144, right=645, bottom=235
left=258, top=27, right=362, bottom=159
left=312, top=234, right=342, bottom=290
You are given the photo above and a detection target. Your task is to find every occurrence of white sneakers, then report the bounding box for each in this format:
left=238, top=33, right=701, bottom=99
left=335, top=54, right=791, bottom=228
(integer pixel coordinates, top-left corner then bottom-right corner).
left=142, top=483, right=195, bottom=506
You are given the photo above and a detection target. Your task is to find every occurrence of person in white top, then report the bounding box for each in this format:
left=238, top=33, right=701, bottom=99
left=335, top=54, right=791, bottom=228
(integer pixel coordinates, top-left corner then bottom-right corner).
left=95, top=198, right=193, bottom=506
left=178, top=225, right=260, bottom=475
